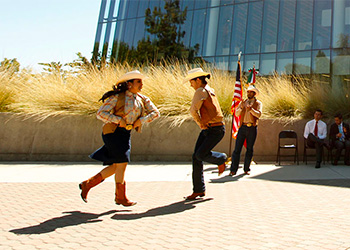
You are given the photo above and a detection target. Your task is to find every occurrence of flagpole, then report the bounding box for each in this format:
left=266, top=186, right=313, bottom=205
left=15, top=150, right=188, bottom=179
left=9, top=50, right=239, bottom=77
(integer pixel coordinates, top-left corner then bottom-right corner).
left=228, top=52, right=242, bottom=161
left=229, top=103, right=234, bottom=159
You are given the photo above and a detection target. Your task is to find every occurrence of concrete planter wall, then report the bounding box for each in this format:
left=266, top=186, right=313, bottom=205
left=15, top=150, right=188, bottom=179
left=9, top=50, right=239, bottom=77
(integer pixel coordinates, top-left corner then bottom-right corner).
left=1, top=113, right=311, bottom=162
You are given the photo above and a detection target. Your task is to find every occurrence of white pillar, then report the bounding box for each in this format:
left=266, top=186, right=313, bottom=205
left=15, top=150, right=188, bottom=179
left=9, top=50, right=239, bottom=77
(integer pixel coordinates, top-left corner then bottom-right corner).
left=205, top=7, right=219, bottom=56
left=333, top=0, right=346, bottom=47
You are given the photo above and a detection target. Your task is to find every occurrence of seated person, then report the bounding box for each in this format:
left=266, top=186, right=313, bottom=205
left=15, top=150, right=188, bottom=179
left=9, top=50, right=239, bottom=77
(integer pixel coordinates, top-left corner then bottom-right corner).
left=329, top=113, right=350, bottom=165
left=304, top=109, right=329, bottom=168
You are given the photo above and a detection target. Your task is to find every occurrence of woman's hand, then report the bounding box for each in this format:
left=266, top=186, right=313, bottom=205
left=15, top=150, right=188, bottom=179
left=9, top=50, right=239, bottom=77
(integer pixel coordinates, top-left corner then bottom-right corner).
left=133, top=119, right=142, bottom=129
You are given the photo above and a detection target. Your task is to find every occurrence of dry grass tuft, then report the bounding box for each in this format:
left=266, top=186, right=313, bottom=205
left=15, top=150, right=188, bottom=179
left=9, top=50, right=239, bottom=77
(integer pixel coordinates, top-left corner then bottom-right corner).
left=2, top=61, right=349, bottom=125
left=256, top=75, right=310, bottom=122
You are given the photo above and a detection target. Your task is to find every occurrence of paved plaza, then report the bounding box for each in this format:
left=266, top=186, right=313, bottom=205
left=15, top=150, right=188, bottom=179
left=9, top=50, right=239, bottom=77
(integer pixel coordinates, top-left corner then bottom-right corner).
left=1, top=162, right=350, bottom=250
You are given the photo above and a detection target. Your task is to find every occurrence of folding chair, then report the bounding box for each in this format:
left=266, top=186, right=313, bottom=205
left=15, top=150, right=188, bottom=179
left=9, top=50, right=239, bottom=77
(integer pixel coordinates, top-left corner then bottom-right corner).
left=276, top=130, right=299, bottom=165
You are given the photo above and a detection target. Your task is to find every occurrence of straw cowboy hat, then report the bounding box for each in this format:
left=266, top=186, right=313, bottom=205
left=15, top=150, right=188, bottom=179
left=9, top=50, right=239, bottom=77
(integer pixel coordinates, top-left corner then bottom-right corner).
left=116, top=70, right=148, bottom=85
left=183, top=68, right=211, bottom=83
left=247, top=84, right=259, bottom=97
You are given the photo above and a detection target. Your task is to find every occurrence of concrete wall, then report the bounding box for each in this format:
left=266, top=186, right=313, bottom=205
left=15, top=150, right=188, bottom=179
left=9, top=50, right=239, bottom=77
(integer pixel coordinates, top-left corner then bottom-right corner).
left=0, top=113, right=310, bottom=162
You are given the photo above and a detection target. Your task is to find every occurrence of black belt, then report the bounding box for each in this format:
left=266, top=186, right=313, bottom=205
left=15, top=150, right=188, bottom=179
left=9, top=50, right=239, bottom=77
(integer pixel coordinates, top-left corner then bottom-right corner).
left=208, top=122, right=224, bottom=127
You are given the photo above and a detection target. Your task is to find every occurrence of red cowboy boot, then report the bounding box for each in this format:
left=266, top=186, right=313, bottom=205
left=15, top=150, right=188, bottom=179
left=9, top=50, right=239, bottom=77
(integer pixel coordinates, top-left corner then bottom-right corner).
left=115, top=181, right=137, bottom=206
left=79, top=173, right=104, bottom=203
left=185, top=192, right=205, bottom=200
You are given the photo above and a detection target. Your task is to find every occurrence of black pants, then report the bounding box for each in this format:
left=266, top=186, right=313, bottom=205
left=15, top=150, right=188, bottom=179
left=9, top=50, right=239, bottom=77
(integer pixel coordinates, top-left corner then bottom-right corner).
left=333, top=140, right=350, bottom=163
left=230, top=125, right=257, bottom=173
left=192, top=126, right=227, bottom=193
left=306, top=134, right=324, bottom=163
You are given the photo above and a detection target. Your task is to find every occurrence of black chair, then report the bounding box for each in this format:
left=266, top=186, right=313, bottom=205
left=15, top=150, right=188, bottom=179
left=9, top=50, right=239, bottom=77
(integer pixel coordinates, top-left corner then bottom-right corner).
left=303, top=137, right=328, bottom=164
left=276, top=130, right=299, bottom=165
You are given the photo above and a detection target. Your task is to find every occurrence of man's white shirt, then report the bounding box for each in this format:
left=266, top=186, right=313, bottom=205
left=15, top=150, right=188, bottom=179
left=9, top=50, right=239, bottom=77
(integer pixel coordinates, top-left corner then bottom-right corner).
left=304, top=119, right=327, bottom=139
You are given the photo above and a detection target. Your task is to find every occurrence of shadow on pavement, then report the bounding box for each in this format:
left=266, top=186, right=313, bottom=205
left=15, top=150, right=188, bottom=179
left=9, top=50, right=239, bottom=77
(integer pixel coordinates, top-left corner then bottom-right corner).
left=111, top=198, right=213, bottom=220
left=282, top=179, right=350, bottom=188
left=10, top=210, right=117, bottom=234
left=204, top=166, right=219, bottom=173
left=251, top=165, right=350, bottom=188
left=209, top=173, right=245, bottom=183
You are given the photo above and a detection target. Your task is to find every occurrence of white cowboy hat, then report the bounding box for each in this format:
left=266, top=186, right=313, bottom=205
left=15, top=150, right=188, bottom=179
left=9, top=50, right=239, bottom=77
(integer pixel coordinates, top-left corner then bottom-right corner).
left=115, top=70, right=148, bottom=85
left=247, top=84, right=259, bottom=97
left=183, top=68, right=211, bottom=83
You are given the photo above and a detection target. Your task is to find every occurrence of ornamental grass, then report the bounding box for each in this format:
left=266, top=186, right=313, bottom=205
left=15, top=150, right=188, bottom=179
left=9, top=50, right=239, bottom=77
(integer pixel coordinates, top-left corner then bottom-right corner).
left=1, top=61, right=350, bottom=124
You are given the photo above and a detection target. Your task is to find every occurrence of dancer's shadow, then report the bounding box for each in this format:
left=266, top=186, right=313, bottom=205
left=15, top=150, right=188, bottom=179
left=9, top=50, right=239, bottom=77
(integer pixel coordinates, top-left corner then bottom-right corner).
left=210, top=173, right=245, bottom=183
left=111, top=198, right=212, bottom=220
left=204, top=166, right=219, bottom=173
left=10, top=210, right=118, bottom=234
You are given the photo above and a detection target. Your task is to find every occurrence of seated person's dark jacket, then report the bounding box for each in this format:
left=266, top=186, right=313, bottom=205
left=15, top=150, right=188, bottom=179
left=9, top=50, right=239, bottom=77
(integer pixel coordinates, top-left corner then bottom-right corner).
left=329, top=122, right=350, bottom=146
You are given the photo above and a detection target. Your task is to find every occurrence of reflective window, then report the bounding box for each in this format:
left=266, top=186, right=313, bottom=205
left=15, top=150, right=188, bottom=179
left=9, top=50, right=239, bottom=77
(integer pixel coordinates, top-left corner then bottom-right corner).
left=332, top=49, right=350, bottom=76
left=230, top=3, right=248, bottom=55
left=313, top=0, right=332, bottom=49
left=260, top=53, right=276, bottom=75
left=244, top=54, right=259, bottom=72
left=114, top=20, right=125, bottom=43
left=261, top=0, right=279, bottom=53
left=312, top=50, right=330, bottom=74
left=294, top=51, right=311, bottom=75
left=229, top=55, right=241, bottom=72
left=191, top=9, right=207, bottom=55
left=182, top=0, right=194, bottom=10
left=113, top=0, right=119, bottom=17
left=333, top=0, right=350, bottom=48
left=107, top=22, right=117, bottom=57
left=195, top=0, right=208, bottom=9
left=126, top=0, right=139, bottom=19
left=104, top=0, right=112, bottom=19
left=118, top=0, right=128, bottom=20
left=277, top=0, right=296, bottom=52
left=245, top=1, right=263, bottom=53
left=277, top=52, right=293, bottom=74
left=123, top=19, right=136, bottom=46
left=295, top=0, right=313, bottom=51
left=215, top=56, right=229, bottom=71
left=216, top=5, right=234, bottom=56
left=203, top=7, right=220, bottom=56
left=235, top=0, right=248, bottom=3
left=208, top=0, right=220, bottom=7
left=99, top=23, right=108, bottom=52
left=149, top=0, right=160, bottom=11
left=133, top=18, right=146, bottom=47
left=98, top=0, right=107, bottom=21
left=203, top=57, right=215, bottom=65
left=220, top=0, right=234, bottom=6
left=159, top=0, right=166, bottom=12
left=137, top=0, right=149, bottom=17
left=105, top=0, right=117, bottom=22
left=181, top=10, right=193, bottom=47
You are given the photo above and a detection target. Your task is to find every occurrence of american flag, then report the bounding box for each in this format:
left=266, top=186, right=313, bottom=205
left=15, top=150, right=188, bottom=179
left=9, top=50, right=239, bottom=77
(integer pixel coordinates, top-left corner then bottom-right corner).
left=231, top=60, right=243, bottom=138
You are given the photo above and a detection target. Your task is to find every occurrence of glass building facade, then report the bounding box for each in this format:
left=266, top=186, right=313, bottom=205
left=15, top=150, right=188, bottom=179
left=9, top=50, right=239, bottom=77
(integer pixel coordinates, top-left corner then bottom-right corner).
left=94, top=0, right=350, bottom=84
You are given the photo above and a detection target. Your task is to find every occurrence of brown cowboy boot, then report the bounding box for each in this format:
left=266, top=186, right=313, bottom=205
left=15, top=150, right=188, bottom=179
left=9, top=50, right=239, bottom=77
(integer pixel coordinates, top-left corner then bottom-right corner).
left=184, top=192, right=205, bottom=200
left=115, top=181, right=137, bottom=206
left=79, top=173, right=104, bottom=203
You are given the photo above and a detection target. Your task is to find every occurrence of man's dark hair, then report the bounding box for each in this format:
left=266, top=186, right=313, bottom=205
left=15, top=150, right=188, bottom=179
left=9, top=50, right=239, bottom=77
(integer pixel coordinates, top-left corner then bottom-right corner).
left=316, top=109, right=323, bottom=115
left=334, top=113, right=343, bottom=120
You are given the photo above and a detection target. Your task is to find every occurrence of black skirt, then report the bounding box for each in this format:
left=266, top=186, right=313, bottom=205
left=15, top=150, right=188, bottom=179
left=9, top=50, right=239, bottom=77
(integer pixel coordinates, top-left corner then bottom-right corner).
left=90, top=127, right=131, bottom=165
